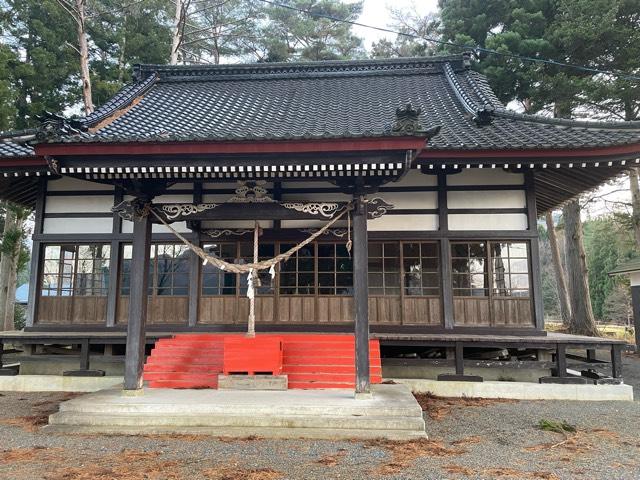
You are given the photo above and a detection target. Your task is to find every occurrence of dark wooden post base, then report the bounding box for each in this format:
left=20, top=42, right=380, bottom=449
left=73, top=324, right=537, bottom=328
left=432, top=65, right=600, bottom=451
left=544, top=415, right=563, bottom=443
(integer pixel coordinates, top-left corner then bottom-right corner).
left=353, top=194, right=370, bottom=395
left=124, top=204, right=152, bottom=391
left=632, top=285, right=640, bottom=353
left=63, top=338, right=105, bottom=377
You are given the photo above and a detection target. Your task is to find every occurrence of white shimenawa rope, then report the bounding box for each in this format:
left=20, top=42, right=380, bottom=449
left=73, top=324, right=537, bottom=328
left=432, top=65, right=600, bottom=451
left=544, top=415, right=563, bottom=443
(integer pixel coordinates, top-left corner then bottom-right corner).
left=145, top=203, right=353, bottom=335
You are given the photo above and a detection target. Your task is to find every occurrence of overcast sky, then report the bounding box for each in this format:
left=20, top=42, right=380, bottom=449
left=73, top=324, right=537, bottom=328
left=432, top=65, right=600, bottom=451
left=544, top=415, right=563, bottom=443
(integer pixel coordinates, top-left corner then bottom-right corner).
left=355, top=0, right=439, bottom=48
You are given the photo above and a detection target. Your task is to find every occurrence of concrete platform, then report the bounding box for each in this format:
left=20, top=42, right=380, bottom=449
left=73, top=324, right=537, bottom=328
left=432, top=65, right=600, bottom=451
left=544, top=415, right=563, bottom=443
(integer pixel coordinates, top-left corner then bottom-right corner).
left=0, top=375, right=123, bottom=392
left=46, top=384, right=426, bottom=440
left=395, top=378, right=634, bottom=401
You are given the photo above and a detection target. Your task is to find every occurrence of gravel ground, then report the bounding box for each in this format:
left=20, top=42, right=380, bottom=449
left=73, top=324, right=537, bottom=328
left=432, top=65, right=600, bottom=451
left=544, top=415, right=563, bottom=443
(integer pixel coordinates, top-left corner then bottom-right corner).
left=0, top=356, right=639, bottom=480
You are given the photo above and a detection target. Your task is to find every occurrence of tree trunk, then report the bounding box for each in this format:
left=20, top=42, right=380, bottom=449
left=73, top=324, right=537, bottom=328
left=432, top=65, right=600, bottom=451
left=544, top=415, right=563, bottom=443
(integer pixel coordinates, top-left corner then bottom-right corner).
left=5, top=259, right=17, bottom=330
left=0, top=206, right=17, bottom=331
left=562, top=199, right=599, bottom=336
left=629, top=168, right=640, bottom=249
left=170, top=0, right=184, bottom=65
left=76, top=0, right=93, bottom=114
left=545, top=211, right=571, bottom=326
left=117, top=12, right=127, bottom=84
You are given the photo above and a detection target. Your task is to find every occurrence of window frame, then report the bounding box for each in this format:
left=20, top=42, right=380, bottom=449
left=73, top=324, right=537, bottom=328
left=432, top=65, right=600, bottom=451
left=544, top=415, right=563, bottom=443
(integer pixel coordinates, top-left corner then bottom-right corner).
left=40, top=243, right=111, bottom=297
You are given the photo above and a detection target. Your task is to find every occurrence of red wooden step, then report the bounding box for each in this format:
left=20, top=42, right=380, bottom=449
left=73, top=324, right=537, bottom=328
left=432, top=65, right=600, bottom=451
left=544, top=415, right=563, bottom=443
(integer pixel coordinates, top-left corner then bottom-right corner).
left=143, top=333, right=382, bottom=390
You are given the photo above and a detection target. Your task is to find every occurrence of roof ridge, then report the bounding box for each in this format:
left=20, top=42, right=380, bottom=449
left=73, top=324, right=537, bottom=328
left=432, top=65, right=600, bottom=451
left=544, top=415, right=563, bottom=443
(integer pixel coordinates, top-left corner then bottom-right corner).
left=493, top=108, right=640, bottom=130
left=457, top=67, right=640, bottom=131
left=133, top=55, right=468, bottom=82
left=443, top=63, right=494, bottom=126
left=83, top=74, right=158, bottom=127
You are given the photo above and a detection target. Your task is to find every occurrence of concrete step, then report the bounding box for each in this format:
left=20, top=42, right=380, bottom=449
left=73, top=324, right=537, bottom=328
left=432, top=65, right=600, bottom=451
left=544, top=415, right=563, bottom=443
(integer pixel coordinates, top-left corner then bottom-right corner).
left=44, top=424, right=426, bottom=440
left=49, top=411, right=425, bottom=431
left=58, top=400, right=421, bottom=418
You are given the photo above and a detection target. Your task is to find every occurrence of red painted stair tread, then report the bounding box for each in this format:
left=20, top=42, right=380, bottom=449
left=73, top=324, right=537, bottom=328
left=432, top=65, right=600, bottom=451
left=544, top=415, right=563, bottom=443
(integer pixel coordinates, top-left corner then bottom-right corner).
left=143, top=333, right=382, bottom=390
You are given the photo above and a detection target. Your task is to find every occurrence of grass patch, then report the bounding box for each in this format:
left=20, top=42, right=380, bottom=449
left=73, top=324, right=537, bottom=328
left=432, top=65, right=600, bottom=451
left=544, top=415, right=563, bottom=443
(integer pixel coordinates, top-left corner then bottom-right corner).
left=537, top=419, right=576, bottom=434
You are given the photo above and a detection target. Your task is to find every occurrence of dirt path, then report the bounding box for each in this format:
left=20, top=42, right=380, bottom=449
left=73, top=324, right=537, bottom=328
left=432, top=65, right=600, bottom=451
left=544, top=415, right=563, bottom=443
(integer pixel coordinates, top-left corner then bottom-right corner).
left=1, top=389, right=639, bottom=479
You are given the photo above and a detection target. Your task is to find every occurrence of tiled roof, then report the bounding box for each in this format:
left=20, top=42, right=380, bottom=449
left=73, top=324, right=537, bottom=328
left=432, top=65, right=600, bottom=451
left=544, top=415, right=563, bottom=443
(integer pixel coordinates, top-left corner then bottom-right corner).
left=609, top=258, right=640, bottom=275
left=37, top=55, right=640, bottom=150
left=0, top=135, right=35, bottom=158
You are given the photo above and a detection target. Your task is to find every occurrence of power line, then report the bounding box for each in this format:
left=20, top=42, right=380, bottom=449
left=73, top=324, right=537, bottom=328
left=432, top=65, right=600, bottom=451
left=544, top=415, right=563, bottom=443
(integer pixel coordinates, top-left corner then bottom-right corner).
left=256, top=0, right=640, bottom=82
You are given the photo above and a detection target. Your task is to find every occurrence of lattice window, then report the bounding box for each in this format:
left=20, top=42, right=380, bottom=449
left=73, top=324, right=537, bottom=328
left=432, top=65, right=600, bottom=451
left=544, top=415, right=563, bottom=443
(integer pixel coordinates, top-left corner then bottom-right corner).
left=368, top=242, right=400, bottom=295
left=451, top=242, right=488, bottom=297
left=279, top=243, right=315, bottom=295
left=41, top=244, right=110, bottom=297
left=403, top=242, right=440, bottom=296
left=317, top=243, right=353, bottom=295
left=201, top=243, right=238, bottom=296
left=490, top=242, right=530, bottom=297
left=120, top=244, right=190, bottom=296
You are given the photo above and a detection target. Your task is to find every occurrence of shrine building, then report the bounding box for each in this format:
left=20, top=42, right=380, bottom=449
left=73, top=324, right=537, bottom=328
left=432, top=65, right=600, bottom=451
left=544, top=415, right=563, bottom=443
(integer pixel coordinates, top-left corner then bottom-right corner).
left=0, top=54, right=638, bottom=393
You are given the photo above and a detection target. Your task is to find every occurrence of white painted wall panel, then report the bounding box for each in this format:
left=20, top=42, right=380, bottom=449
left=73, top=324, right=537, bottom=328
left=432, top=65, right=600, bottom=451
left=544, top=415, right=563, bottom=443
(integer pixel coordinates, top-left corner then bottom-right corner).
left=446, top=169, right=524, bottom=186
left=43, top=217, right=112, bottom=234
left=122, top=220, right=191, bottom=234
left=45, top=195, right=114, bottom=214
left=447, top=190, right=525, bottom=209
left=280, top=192, right=352, bottom=202
left=202, top=194, right=239, bottom=203
left=448, top=214, right=528, bottom=231
left=154, top=194, right=193, bottom=204
left=47, top=177, right=113, bottom=192
left=392, top=169, right=438, bottom=187
left=281, top=220, right=347, bottom=229
left=380, top=192, right=437, bottom=209
left=368, top=214, right=438, bottom=231
left=200, top=220, right=274, bottom=229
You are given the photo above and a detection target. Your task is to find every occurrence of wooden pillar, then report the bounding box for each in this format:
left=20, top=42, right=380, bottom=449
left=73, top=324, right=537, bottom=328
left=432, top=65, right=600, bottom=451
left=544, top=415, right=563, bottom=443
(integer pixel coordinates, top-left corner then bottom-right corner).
left=525, top=172, right=545, bottom=330
left=438, top=173, right=454, bottom=328
left=124, top=204, right=152, bottom=391
left=188, top=182, right=203, bottom=327
left=26, top=178, right=46, bottom=328
left=106, top=187, right=124, bottom=327
left=631, top=285, right=640, bottom=352
left=352, top=194, right=370, bottom=395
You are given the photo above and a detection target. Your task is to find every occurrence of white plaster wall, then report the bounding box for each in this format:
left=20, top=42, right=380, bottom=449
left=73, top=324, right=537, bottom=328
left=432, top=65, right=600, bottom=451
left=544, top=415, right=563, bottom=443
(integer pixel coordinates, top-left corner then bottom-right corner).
left=200, top=220, right=274, bottom=229
left=45, top=196, right=114, bottom=214
left=381, top=192, right=437, bottom=209
left=280, top=192, right=352, bottom=202
left=447, top=190, right=526, bottom=209
left=43, top=217, right=113, bottom=234
left=281, top=219, right=346, bottom=229
left=368, top=214, right=438, bottom=231
left=448, top=213, right=528, bottom=231
left=121, top=220, right=191, bottom=234
left=393, top=169, right=438, bottom=187
left=630, top=272, right=640, bottom=287
left=46, top=176, right=113, bottom=191
left=446, top=169, right=524, bottom=186
left=202, top=194, right=241, bottom=203
left=151, top=194, right=193, bottom=204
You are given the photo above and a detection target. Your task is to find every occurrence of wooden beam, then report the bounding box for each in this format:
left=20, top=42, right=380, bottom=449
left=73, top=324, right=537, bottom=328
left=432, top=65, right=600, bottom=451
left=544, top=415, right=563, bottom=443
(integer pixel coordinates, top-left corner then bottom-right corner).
left=36, top=136, right=428, bottom=156
left=352, top=193, right=370, bottom=395
left=438, top=173, right=454, bottom=329
left=525, top=172, right=545, bottom=330
left=26, top=178, right=46, bottom=328
left=123, top=204, right=152, bottom=391
left=106, top=187, right=124, bottom=327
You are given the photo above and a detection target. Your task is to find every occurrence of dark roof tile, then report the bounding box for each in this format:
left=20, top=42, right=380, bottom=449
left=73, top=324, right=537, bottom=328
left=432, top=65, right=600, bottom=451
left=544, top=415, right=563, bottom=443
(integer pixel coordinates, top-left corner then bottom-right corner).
left=45, top=55, right=640, bottom=151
